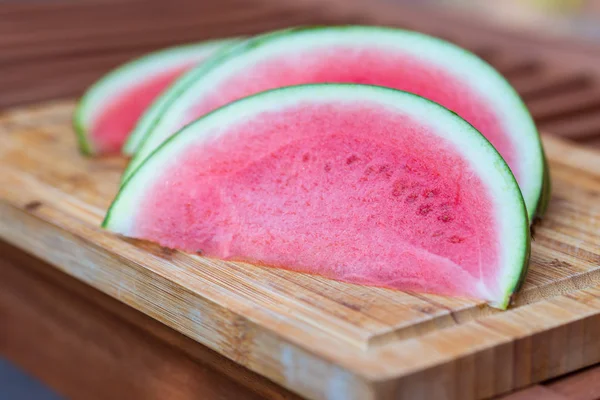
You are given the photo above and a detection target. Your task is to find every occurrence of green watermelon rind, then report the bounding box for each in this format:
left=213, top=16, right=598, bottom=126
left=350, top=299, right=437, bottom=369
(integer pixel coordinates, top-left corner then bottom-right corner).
left=121, top=30, right=290, bottom=158
left=104, top=84, right=530, bottom=310
left=72, top=38, right=241, bottom=155
left=121, top=39, right=247, bottom=155
left=121, top=25, right=547, bottom=223
left=535, top=152, right=552, bottom=220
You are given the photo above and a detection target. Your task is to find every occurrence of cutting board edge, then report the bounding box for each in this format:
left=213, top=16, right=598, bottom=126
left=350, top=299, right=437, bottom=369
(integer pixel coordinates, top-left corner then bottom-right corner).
left=4, top=196, right=600, bottom=399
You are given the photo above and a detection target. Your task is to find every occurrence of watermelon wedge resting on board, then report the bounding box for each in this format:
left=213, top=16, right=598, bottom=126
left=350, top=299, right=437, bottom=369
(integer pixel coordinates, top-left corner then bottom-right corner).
left=73, top=38, right=239, bottom=155
left=104, top=85, right=530, bottom=309
left=122, top=26, right=548, bottom=222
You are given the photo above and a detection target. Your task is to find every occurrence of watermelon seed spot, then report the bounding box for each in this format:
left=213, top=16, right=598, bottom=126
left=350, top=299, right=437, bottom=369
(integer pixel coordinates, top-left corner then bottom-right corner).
left=432, top=230, right=443, bottom=237
left=449, top=235, right=465, bottom=244
left=438, top=213, right=453, bottom=223
left=378, top=164, right=393, bottom=179
left=302, top=153, right=310, bottom=162
left=406, top=194, right=418, bottom=203
left=418, top=204, right=432, bottom=216
left=423, top=189, right=437, bottom=198
left=364, top=165, right=377, bottom=175
left=324, top=163, right=331, bottom=172
left=392, top=179, right=405, bottom=197
left=346, top=154, right=359, bottom=165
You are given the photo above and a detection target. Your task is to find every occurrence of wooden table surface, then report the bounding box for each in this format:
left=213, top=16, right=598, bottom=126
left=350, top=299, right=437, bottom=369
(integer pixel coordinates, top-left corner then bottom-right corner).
left=1, top=1, right=600, bottom=399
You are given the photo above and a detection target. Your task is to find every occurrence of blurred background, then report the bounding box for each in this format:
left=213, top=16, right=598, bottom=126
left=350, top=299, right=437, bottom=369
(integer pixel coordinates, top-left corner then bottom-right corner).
left=426, top=0, right=600, bottom=39
left=3, top=0, right=600, bottom=148
left=1, top=0, right=600, bottom=398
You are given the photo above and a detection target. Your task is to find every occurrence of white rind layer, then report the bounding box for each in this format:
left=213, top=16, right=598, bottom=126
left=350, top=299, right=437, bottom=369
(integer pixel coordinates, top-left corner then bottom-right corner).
left=74, top=38, right=240, bottom=154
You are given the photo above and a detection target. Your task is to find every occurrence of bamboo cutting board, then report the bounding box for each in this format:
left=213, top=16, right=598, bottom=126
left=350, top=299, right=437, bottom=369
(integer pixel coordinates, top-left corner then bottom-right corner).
left=1, top=101, right=599, bottom=400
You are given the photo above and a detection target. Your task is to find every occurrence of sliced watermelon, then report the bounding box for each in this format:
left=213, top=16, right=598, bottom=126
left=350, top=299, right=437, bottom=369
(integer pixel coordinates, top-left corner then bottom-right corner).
left=105, top=85, right=530, bottom=309
left=122, top=26, right=547, bottom=222
left=73, top=38, right=240, bottom=155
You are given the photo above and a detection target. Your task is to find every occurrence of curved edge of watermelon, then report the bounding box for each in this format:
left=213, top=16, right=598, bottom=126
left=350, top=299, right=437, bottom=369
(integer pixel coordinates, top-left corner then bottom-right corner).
left=73, top=38, right=241, bottom=156
left=535, top=150, right=552, bottom=221
left=121, top=25, right=547, bottom=223
left=103, top=84, right=530, bottom=309
left=73, top=111, right=94, bottom=155
left=121, top=39, right=247, bottom=156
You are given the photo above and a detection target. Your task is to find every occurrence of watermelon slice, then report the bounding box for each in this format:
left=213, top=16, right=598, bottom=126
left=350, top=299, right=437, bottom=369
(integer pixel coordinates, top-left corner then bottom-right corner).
left=105, top=85, right=530, bottom=309
left=73, top=38, right=240, bottom=155
left=122, top=26, right=548, bottom=222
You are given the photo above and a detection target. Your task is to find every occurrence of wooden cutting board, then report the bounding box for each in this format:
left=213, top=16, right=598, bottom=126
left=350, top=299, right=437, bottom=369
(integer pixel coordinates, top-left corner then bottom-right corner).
left=0, top=101, right=599, bottom=400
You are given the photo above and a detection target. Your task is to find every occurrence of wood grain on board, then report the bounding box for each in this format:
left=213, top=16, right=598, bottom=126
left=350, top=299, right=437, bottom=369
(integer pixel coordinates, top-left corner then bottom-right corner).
left=0, top=101, right=599, bottom=399
left=0, top=241, right=298, bottom=400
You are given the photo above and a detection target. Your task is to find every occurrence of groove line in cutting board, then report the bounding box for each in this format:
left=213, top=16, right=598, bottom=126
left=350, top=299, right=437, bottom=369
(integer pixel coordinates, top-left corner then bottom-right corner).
left=261, top=267, right=458, bottom=339
left=263, top=266, right=479, bottom=346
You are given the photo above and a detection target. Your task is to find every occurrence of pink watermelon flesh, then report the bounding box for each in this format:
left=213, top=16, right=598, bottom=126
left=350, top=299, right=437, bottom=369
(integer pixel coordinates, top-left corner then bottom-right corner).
left=136, top=102, right=501, bottom=300
left=179, top=47, right=518, bottom=182
left=91, top=65, right=192, bottom=153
